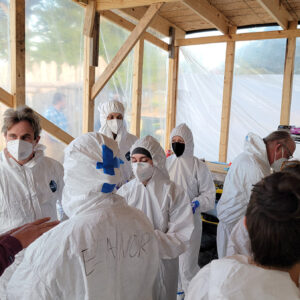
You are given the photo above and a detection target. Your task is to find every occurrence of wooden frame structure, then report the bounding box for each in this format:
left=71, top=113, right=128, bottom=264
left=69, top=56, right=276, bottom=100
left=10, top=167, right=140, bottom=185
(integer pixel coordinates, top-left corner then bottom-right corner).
left=1, top=0, right=300, bottom=163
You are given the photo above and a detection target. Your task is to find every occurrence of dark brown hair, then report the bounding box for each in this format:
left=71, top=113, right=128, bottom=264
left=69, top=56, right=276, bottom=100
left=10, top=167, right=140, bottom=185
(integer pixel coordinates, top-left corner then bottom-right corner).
left=246, top=172, right=300, bottom=268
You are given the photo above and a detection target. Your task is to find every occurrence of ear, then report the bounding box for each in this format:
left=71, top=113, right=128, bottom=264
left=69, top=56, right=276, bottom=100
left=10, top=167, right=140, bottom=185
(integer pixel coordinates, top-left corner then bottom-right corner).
left=243, top=216, right=247, bottom=230
left=35, top=136, right=41, bottom=145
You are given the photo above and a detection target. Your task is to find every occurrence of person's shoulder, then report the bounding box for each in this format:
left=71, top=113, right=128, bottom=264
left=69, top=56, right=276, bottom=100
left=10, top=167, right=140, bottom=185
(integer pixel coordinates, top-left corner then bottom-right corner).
left=125, top=132, right=138, bottom=144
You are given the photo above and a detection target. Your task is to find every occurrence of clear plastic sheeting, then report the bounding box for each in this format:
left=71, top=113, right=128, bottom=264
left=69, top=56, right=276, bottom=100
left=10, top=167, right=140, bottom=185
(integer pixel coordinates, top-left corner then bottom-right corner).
left=176, top=44, right=226, bottom=161
left=25, top=0, right=84, bottom=138
left=94, top=17, right=134, bottom=131
left=0, top=0, right=10, bottom=92
left=227, top=38, right=286, bottom=162
left=0, top=103, right=9, bottom=151
left=141, top=41, right=168, bottom=147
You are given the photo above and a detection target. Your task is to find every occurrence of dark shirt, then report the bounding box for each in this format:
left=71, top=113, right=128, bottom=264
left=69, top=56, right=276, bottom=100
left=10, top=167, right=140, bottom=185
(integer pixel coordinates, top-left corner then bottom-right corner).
left=0, top=235, right=23, bottom=276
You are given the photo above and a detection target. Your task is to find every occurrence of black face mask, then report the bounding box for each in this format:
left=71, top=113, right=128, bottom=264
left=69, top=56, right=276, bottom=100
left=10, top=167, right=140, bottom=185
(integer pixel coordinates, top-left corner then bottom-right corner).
left=172, top=142, right=185, bottom=157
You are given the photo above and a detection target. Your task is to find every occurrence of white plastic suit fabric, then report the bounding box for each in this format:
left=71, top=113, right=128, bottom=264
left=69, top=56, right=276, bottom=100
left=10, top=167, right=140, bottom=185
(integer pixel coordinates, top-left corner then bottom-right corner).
left=7, top=132, right=159, bottom=300
left=99, top=100, right=138, bottom=185
left=185, top=255, right=300, bottom=300
left=117, top=135, right=194, bottom=300
left=166, top=123, right=215, bottom=294
left=0, top=144, right=63, bottom=297
left=216, top=133, right=271, bottom=258
left=226, top=217, right=251, bottom=257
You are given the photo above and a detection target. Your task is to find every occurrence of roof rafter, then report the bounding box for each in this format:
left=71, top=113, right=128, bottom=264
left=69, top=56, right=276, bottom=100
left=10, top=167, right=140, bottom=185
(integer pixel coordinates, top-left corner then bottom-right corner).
left=256, top=0, right=294, bottom=30
left=95, top=0, right=177, bottom=10
left=181, top=0, right=232, bottom=34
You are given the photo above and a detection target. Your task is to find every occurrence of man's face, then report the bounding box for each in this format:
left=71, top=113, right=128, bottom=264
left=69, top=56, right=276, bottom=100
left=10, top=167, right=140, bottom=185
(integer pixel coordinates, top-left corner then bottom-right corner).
left=107, top=113, right=123, bottom=120
left=172, top=135, right=185, bottom=144
left=131, top=153, right=153, bottom=165
left=5, top=120, right=36, bottom=143
left=268, top=139, right=296, bottom=165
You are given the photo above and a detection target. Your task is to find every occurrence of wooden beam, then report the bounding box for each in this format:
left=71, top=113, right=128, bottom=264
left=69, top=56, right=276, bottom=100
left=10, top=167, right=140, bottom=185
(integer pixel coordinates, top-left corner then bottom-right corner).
left=182, top=0, right=231, bottom=34
left=130, top=37, right=144, bottom=137
left=120, top=6, right=186, bottom=38
left=37, top=112, right=74, bottom=144
left=280, top=21, right=297, bottom=125
left=83, top=0, right=96, bottom=37
left=256, top=0, right=294, bottom=30
left=0, top=87, right=14, bottom=107
left=101, top=11, right=168, bottom=51
left=219, top=27, right=237, bottom=163
left=10, top=0, right=25, bottom=108
left=91, top=2, right=163, bottom=100
left=96, top=0, right=176, bottom=10
left=175, top=29, right=300, bottom=47
left=165, top=46, right=179, bottom=151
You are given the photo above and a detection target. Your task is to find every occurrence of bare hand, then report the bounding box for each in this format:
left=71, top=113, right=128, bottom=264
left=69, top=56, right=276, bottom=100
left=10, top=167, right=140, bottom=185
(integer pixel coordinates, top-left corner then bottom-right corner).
left=11, top=218, right=60, bottom=248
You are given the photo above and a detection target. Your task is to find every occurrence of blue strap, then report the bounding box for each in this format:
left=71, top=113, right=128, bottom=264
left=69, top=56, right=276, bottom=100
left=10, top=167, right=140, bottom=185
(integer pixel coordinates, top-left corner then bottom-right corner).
left=96, top=145, right=123, bottom=176
left=101, top=183, right=116, bottom=193
left=191, top=200, right=200, bottom=214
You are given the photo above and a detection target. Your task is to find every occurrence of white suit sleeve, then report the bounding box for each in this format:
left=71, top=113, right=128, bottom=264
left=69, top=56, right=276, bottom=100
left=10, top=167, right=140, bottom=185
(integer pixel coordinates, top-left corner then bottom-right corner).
left=55, top=162, right=68, bottom=221
left=194, top=161, right=216, bottom=212
left=155, top=185, right=194, bottom=259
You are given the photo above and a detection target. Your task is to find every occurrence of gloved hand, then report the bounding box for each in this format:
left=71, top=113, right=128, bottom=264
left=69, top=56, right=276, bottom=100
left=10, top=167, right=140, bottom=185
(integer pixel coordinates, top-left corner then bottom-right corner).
left=191, top=200, right=200, bottom=214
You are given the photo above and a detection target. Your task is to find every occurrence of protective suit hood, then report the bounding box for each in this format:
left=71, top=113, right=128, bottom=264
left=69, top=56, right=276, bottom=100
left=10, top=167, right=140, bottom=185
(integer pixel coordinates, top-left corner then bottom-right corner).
left=170, top=123, right=194, bottom=157
left=243, top=132, right=270, bottom=167
left=62, top=132, right=122, bottom=218
left=131, top=135, right=169, bottom=179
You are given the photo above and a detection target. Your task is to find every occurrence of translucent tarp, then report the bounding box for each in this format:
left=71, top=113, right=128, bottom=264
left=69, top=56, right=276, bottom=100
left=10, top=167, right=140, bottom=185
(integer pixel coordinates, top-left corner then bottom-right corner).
left=227, top=38, right=286, bottom=162
left=0, top=103, right=9, bottom=151
left=25, top=0, right=84, bottom=138
left=94, top=17, right=134, bottom=131
left=140, top=41, right=168, bottom=147
left=0, top=0, right=10, bottom=92
left=176, top=44, right=226, bottom=160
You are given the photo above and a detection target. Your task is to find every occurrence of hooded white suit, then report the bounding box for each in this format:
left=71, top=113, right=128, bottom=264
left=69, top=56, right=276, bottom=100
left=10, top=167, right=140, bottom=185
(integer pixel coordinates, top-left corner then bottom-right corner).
left=166, top=123, right=215, bottom=294
left=117, top=135, right=194, bottom=300
left=216, top=133, right=271, bottom=258
left=0, top=144, right=63, bottom=297
left=186, top=255, right=300, bottom=300
left=99, top=100, right=138, bottom=185
left=7, top=133, right=159, bottom=300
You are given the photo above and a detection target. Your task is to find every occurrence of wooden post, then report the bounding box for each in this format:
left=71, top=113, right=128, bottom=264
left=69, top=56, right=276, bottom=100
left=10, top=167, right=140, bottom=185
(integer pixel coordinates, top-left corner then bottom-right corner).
left=130, top=37, right=144, bottom=137
left=10, top=0, right=26, bottom=108
left=219, top=27, right=237, bottom=162
left=165, top=45, right=179, bottom=151
left=280, top=21, right=297, bottom=126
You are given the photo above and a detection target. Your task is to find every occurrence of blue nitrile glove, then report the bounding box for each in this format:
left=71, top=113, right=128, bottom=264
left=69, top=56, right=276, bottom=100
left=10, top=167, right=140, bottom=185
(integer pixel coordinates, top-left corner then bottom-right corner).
left=191, top=200, right=200, bottom=214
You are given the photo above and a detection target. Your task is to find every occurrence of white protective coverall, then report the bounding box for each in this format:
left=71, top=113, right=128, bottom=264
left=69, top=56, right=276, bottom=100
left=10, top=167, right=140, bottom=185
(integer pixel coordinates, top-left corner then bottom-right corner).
left=226, top=217, right=251, bottom=257
left=216, top=133, right=271, bottom=258
left=186, top=255, right=300, bottom=300
left=7, top=132, right=159, bottom=300
left=0, top=144, right=63, bottom=297
left=117, top=135, right=194, bottom=300
left=166, top=123, right=215, bottom=294
left=99, top=100, right=138, bottom=185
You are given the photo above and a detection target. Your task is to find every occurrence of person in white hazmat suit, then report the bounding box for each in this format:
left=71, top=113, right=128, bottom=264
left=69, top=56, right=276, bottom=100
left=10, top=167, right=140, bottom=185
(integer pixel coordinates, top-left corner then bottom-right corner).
left=117, top=135, right=194, bottom=300
left=99, top=100, right=138, bottom=186
left=165, top=123, right=215, bottom=297
left=216, top=130, right=295, bottom=258
left=7, top=132, right=159, bottom=300
left=0, top=107, right=64, bottom=297
left=186, top=172, right=300, bottom=300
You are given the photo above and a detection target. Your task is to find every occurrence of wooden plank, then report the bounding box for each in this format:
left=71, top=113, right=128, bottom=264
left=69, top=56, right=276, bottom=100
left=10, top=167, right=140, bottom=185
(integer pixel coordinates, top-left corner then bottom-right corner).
left=219, top=27, right=237, bottom=163
left=120, top=6, right=186, bottom=38
left=0, top=87, right=14, bottom=107
left=37, top=112, right=74, bottom=144
left=182, top=0, right=232, bottom=34
left=10, top=0, right=25, bottom=108
left=101, top=10, right=168, bottom=51
left=280, top=21, right=297, bottom=125
left=83, top=0, right=96, bottom=37
left=130, top=38, right=144, bottom=137
left=175, top=29, right=300, bottom=46
left=91, top=3, right=163, bottom=100
left=256, top=0, right=294, bottom=30
left=91, top=12, right=100, bottom=66
left=96, top=0, right=176, bottom=10
left=165, top=46, right=179, bottom=151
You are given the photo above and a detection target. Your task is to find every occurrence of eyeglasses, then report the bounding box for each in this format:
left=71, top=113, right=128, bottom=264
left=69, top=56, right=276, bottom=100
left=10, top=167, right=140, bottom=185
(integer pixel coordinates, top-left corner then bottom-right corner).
left=279, top=143, right=293, bottom=160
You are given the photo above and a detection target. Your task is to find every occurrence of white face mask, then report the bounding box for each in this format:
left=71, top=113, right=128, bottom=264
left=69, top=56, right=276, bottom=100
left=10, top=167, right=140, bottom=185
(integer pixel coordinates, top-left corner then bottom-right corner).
left=107, top=119, right=123, bottom=134
left=132, top=162, right=154, bottom=183
left=6, top=139, right=34, bottom=161
left=271, top=147, right=287, bottom=172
